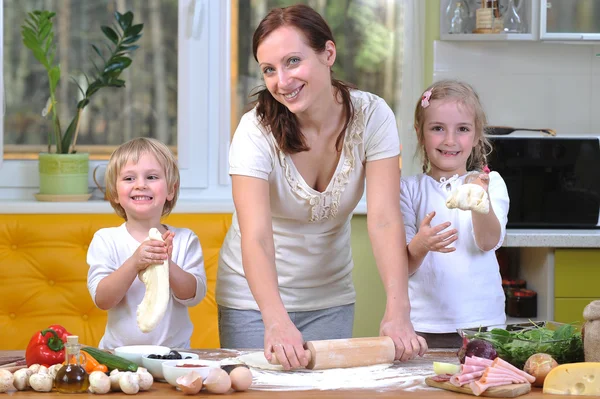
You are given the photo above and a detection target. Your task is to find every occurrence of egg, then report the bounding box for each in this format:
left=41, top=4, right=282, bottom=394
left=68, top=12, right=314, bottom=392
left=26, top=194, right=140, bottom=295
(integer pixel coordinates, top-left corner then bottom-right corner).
left=230, top=366, right=253, bottom=391
left=203, top=368, right=231, bottom=394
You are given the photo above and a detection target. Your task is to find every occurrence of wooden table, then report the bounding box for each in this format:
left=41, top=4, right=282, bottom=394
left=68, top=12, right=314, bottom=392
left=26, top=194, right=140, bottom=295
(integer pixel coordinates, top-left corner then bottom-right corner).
left=1, top=350, right=549, bottom=398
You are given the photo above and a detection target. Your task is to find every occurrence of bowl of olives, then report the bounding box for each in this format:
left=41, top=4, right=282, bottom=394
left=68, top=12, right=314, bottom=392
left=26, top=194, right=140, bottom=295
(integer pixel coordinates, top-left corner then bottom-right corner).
left=142, top=350, right=199, bottom=381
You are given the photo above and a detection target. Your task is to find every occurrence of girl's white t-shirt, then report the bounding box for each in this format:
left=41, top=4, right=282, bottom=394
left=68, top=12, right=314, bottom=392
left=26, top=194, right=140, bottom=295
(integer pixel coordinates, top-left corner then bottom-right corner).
left=400, top=172, right=510, bottom=333
left=217, top=90, right=400, bottom=312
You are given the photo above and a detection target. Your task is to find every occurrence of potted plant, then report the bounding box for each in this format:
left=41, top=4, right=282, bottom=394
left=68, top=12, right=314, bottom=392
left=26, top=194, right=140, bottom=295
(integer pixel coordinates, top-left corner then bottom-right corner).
left=21, top=10, right=143, bottom=200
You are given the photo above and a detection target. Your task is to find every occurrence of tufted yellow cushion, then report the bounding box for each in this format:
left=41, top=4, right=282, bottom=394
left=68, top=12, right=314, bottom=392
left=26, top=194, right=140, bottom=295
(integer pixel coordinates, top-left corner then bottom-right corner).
left=0, top=213, right=231, bottom=350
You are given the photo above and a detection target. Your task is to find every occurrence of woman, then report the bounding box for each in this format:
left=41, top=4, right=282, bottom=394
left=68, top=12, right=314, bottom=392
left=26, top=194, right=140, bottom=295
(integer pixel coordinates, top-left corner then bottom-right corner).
left=216, top=4, right=427, bottom=369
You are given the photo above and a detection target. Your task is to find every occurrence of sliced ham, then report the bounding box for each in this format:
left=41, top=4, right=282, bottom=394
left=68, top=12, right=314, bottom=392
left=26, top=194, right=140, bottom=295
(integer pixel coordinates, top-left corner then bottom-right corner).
left=461, top=364, right=486, bottom=373
left=492, top=357, right=536, bottom=384
left=431, top=374, right=453, bottom=382
left=450, top=370, right=484, bottom=387
left=470, top=380, right=518, bottom=396
left=464, top=356, right=494, bottom=368
left=481, top=366, right=528, bottom=383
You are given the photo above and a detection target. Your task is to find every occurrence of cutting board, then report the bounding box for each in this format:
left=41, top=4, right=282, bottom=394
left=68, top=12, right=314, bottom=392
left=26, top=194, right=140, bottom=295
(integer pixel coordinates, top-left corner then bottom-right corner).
left=425, top=377, right=531, bottom=398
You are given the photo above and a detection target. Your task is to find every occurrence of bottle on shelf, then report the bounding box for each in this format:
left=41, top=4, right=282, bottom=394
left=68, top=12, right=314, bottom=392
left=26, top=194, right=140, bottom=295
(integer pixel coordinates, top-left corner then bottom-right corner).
left=54, top=335, right=90, bottom=394
left=503, top=0, right=525, bottom=33
left=447, top=0, right=470, bottom=34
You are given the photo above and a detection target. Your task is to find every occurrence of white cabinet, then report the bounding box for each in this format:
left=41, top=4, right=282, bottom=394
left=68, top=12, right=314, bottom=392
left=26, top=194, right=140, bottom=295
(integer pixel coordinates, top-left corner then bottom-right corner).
left=541, top=0, right=600, bottom=41
left=440, top=0, right=539, bottom=41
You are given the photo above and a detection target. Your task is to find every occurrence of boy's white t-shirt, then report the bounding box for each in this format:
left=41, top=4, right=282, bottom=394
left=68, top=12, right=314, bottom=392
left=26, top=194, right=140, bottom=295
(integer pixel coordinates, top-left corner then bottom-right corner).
left=400, top=172, right=510, bottom=333
left=217, top=90, right=400, bottom=312
left=87, top=224, right=207, bottom=349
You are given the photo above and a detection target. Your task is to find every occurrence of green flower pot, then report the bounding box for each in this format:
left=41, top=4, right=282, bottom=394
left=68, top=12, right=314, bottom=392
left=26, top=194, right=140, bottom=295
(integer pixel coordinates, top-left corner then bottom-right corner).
left=38, top=153, right=90, bottom=195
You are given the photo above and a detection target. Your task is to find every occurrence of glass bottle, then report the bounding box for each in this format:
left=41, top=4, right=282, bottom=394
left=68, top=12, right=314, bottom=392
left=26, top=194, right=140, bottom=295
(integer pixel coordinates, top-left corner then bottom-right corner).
left=503, top=0, right=525, bottom=33
left=54, top=335, right=90, bottom=393
left=448, top=1, right=469, bottom=34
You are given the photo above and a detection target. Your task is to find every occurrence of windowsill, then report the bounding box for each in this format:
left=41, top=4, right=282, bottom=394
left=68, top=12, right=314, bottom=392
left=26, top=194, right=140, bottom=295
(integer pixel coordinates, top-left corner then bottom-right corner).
left=1, top=198, right=369, bottom=214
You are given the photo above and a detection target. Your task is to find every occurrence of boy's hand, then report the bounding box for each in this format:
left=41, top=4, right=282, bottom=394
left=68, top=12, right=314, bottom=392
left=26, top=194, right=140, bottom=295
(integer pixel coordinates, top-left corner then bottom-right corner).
left=414, top=211, right=458, bottom=253
left=162, top=230, right=175, bottom=258
left=131, top=239, right=168, bottom=272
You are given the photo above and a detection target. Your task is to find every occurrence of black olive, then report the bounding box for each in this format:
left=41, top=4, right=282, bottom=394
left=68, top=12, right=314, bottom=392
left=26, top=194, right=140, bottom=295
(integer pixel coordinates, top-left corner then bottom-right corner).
left=221, top=364, right=249, bottom=374
left=168, top=350, right=182, bottom=359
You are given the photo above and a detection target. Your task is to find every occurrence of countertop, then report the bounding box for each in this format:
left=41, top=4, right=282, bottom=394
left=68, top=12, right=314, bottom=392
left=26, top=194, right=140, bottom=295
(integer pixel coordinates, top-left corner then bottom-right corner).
left=1, top=349, right=548, bottom=398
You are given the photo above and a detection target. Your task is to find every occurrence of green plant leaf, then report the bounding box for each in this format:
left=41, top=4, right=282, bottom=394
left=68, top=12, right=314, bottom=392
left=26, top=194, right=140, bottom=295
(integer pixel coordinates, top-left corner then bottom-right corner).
left=91, top=44, right=105, bottom=62
left=122, top=34, right=142, bottom=45
left=125, top=23, right=143, bottom=37
left=61, top=113, right=80, bottom=152
left=104, top=57, right=132, bottom=74
left=116, top=11, right=133, bottom=31
left=101, top=26, right=119, bottom=44
left=48, top=66, right=60, bottom=92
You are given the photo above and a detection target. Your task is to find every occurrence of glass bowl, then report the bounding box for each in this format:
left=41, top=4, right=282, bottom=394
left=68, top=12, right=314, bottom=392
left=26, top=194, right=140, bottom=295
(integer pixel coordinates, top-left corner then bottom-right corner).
left=457, top=321, right=584, bottom=369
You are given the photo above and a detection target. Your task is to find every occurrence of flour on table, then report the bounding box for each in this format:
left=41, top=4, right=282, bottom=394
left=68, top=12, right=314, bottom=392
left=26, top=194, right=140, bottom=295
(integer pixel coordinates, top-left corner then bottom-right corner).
left=234, top=351, right=438, bottom=391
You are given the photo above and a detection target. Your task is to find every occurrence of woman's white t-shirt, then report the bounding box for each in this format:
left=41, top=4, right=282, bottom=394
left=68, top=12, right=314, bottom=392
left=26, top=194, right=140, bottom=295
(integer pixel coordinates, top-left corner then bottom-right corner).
left=400, top=172, right=510, bottom=333
left=217, top=90, right=400, bottom=312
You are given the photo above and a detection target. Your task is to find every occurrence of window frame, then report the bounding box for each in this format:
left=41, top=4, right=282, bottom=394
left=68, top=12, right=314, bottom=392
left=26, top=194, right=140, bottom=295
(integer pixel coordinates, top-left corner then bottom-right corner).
left=0, top=0, right=233, bottom=205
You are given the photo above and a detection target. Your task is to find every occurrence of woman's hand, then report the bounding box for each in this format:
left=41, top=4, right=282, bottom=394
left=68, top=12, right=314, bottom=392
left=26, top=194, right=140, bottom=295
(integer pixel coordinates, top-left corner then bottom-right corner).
left=380, top=313, right=428, bottom=361
left=412, top=211, right=458, bottom=253
left=130, top=239, right=168, bottom=272
left=264, top=317, right=308, bottom=370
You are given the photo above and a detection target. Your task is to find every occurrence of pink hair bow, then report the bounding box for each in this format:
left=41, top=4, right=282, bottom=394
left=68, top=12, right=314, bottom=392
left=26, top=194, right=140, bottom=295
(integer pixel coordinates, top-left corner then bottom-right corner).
left=421, top=90, right=432, bottom=108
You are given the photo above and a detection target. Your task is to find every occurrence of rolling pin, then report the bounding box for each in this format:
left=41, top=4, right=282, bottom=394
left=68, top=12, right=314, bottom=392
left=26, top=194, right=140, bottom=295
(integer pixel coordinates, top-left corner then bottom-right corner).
left=269, top=336, right=395, bottom=370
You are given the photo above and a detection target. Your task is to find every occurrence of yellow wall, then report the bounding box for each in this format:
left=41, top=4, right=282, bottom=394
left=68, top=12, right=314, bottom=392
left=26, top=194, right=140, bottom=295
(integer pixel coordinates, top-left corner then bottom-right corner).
left=425, top=0, right=441, bottom=87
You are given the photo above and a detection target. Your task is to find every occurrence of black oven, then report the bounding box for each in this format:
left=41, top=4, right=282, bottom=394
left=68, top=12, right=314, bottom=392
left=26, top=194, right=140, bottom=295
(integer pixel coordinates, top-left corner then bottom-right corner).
left=486, top=135, right=600, bottom=229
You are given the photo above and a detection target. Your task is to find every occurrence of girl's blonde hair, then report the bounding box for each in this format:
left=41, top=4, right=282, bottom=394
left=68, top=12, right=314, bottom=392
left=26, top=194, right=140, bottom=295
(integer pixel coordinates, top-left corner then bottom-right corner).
left=413, top=79, right=492, bottom=173
left=105, top=137, right=180, bottom=220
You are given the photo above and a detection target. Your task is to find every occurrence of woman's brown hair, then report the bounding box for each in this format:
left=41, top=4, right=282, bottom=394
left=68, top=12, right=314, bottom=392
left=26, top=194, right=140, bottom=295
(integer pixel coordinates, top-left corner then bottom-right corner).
left=413, top=79, right=492, bottom=173
left=251, top=4, right=355, bottom=154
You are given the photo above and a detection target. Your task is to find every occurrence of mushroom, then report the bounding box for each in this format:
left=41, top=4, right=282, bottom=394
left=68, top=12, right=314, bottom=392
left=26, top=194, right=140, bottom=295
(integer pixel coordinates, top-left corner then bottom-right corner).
left=88, top=371, right=111, bottom=394
left=176, top=371, right=203, bottom=394
left=109, top=369, right=122, bottom=391
left=48, top=364, right=63, bottom=380
left=28, top=364, right=41, bottom=374
left=119, top=372, right=140, bottom=395
left=29, top=372, right=54, bottom=392
left=12, top=368, right=32, bottom=391
left=0, top=369, right=15, bottom=393
left=136, top=370, right=153, bottom=391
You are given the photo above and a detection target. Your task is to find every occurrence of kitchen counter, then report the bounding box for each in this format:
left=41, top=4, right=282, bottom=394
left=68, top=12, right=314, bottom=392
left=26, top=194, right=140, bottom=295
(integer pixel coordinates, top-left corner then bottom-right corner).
left=503, top=229, right=600, bottom=248
left=1, top=349, right=547, bottom=398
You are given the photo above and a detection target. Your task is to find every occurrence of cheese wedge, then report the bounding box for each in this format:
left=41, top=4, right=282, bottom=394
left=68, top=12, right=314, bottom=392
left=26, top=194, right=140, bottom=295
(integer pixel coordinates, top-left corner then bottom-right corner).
left=136, top=228, right=170, bottom=333
left=543, top=362, right=600, bottom=396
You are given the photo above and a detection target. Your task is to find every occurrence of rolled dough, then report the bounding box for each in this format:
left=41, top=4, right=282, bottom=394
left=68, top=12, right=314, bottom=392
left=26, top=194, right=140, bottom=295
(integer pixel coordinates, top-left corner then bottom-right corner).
left=237, top=351, right=393, bottom=372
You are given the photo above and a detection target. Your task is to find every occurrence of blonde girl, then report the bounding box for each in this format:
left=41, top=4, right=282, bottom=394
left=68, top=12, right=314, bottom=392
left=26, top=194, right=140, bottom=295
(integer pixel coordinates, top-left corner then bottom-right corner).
left=400, top=80, right=510, bottom=348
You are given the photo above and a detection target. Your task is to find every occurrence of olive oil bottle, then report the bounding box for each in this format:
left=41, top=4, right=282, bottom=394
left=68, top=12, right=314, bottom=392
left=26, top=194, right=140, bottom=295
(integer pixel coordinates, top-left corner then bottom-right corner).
left=55, top=335, right=90, bottom=393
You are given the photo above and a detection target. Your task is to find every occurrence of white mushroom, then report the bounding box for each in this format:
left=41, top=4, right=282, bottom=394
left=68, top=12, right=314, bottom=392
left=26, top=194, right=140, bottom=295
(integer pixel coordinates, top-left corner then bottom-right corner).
left=12, top=368, right=32, bottom=390
left=28, top=364, right=41, bottom=374
left=88, top=371, right=111, bottom=394
left=109, top=369, right=122, bottom=391
left=0, top=369, right=15, bottom=393
left=119, top=372, right=140, bottom=395
left=29, top=372, right=54, bottom=392
left=176, top=371, right=203, bottom=394
left=36, top=365, right=49, bottom=375
left=136, top=371, right=153, bottom=391
left=48, top=364, right=63, bottom=380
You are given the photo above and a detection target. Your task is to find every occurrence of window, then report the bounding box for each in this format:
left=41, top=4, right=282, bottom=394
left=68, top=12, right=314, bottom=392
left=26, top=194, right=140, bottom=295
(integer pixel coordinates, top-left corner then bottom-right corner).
left=1, top=0, right=231, bottom=201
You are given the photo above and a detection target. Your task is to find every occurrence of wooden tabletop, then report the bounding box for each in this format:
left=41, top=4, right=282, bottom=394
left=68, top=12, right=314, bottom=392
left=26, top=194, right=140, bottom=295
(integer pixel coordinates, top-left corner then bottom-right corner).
left=1, top=349, right=550, bottom=398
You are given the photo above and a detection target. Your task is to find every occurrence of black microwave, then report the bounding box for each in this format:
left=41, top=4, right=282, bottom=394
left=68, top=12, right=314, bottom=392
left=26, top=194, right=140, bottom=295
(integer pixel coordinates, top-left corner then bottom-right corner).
left=486, top=135, right=600, bottom=229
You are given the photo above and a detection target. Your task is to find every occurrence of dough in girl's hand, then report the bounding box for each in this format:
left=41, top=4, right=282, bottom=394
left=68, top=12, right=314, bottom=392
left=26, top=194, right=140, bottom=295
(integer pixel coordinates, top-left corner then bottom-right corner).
left=446, top=183, right=490, bottom=214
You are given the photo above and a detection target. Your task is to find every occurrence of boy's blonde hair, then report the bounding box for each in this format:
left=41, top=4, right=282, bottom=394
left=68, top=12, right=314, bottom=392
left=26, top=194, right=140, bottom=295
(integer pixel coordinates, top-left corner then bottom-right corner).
left=105, top=137, right=180, bottom=220
left=413, top=79, right=492, bottom=173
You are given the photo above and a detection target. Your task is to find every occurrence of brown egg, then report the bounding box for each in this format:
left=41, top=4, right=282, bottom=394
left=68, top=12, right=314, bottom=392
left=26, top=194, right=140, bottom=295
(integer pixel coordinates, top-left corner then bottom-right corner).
left=203, top=368, right=231, bottom=394
left=230, top=366, right=253, bottom=391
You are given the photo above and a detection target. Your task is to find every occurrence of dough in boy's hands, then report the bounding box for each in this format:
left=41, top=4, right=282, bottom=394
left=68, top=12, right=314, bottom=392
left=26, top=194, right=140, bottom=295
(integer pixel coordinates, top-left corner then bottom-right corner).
left=137, top=228, right=170, bottom=333
left=446, top=183, right=490, bottom=214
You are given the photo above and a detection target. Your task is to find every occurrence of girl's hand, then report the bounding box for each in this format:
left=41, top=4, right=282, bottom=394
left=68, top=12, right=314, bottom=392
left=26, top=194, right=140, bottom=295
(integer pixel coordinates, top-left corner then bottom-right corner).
left=380, top=313, right=428, bottom=361
left=470, top=173, right=490, bottom=192
left=130, top=239, right=168, bottom=272
left=413, top=211, right=458, bottom=253
left=264, top=318, right=308, bottom=371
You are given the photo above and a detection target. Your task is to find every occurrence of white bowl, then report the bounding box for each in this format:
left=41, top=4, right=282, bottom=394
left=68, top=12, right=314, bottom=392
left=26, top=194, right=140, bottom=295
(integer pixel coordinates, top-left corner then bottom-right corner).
left=162, top=359, right=221, bottom=387
left=142, top=352, right=199, bottom=381
left=113, top=345, right=171, bottom=365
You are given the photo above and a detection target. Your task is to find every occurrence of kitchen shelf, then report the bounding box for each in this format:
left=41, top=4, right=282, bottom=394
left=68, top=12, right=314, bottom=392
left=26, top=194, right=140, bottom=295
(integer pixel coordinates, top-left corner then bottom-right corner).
left=441, top=33, right=537, bottom=41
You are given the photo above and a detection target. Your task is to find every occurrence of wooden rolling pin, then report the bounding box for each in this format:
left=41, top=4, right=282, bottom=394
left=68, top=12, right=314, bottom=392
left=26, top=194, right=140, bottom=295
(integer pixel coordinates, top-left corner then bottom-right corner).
left=269, top=336, right=395, bottom=370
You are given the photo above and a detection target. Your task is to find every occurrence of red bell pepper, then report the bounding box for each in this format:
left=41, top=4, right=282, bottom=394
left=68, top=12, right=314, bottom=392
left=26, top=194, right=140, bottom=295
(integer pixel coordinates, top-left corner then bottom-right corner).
left=25, top=324, right=71, bottom=367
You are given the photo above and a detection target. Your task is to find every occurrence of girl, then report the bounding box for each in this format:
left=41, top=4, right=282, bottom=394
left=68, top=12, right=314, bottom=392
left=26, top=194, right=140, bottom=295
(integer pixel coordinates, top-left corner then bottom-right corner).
left=87, top=137, right=207, bottom=349
left=217, top=4, right=427, bottom=369
left=400, top=80, right=510, bottom=348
